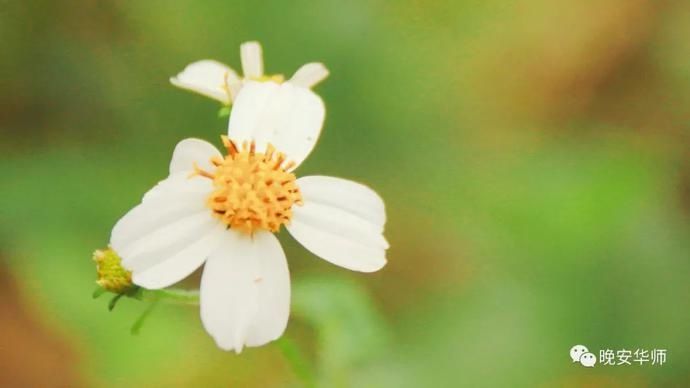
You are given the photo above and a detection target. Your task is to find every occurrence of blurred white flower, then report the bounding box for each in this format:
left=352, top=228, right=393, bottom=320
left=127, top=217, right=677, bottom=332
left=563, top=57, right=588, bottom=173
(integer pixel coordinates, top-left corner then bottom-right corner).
left=110, top=85, right=387, bottom=352
left=170, top=41, right=329, bottom=105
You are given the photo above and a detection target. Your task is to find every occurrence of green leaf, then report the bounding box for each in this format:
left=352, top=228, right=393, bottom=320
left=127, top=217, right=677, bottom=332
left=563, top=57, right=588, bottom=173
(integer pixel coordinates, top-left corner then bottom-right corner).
left=131, top=298, right=160, bottom=335
left=292, top=276, right=390, bottom=386
left=276, top=336, right=316, bottom=388
left=92, top=286, right=107, bottom=299
left=108, top=293, right=125, bottom=311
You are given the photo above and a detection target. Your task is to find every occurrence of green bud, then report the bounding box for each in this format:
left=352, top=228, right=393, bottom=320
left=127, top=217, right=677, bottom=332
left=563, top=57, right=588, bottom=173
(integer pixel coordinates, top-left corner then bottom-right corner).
left=93, top=247, right=134, bottom=294
left=218, top=106, right=231, bottom=118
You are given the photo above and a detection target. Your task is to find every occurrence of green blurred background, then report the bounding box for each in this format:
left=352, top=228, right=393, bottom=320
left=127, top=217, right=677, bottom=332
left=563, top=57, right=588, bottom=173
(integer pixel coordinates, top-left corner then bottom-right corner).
left=2, top=1, right=689, bottom=387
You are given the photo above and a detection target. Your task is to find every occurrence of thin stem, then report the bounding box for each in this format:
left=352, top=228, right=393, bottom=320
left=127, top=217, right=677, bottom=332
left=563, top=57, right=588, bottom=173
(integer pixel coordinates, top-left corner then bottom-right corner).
left=142, top=288, right=200, bottom=305
left=112, top=287, right=317, bottom=386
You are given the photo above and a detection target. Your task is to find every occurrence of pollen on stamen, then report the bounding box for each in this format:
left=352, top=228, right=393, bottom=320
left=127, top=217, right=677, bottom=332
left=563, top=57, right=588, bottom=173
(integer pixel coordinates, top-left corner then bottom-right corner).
left=194, top=137, right=302, bottom=234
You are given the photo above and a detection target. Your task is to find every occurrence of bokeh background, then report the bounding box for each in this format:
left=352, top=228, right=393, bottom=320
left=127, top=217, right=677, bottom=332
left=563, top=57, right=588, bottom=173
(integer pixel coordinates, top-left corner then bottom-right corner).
left=2, top=1, right=690, bottom=387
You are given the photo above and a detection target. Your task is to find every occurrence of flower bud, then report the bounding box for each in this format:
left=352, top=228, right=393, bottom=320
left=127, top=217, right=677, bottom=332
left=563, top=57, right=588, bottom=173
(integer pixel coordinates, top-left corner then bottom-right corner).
left=93, top=247, right=133, bottom=294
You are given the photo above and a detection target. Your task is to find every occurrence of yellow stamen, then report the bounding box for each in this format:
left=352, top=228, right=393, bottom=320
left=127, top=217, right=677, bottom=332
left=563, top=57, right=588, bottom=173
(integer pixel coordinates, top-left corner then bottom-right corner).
left=220, top=72, right=285, bottom=102
left=251, top=74, right=285, bottom=83
left=221, top=70, right=234, bottom=102
left=193, top=137, right=302, bottom=234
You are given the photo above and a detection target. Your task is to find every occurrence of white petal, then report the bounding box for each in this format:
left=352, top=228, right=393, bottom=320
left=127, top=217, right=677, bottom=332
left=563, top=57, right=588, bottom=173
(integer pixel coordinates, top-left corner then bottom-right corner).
left=111, top=176, right=211, bottom=249
left=110, top=169, right=218, bottom=288
left=289, top=62, right=329, bottom=88
left=200, top=231, right=290, bottom=353
left=227, top=81, right=325, bottom=169
left=169, top=138, right=222, bottom=175
left=170, top=60, right=238, bottom=104
left=287, top=176, right=387, bottom=272
left=240, top=41, right=264, bottom=79
left=118, top=211, right=214, bottom=266
left=142, top=171, right=212, bottom=203
left=295, top=176, right=386, bottom=226
left=132, top=222, right=226, bottom=289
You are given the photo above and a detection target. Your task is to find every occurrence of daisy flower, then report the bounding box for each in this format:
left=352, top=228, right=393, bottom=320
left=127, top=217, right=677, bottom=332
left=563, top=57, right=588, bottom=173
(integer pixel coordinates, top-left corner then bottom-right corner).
left=109, top=82, right=388, bottom=353
left=170, top=41, right=328, bottom=105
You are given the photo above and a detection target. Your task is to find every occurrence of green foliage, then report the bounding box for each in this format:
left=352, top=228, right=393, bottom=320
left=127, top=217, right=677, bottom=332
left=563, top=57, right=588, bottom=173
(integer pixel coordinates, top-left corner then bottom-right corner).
left=292, top=276, right=390, bottom=387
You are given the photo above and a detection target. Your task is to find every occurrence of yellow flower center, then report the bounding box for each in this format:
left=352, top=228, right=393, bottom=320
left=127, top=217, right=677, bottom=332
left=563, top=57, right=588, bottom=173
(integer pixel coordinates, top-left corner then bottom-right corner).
left=193, top=136, right=302, bottom=234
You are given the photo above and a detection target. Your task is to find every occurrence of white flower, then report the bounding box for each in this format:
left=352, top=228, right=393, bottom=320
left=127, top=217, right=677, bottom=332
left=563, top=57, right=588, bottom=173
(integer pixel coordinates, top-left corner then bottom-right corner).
left=109, top=83, right=388, bottom=353
left=170, top=41, right=329, bottom=105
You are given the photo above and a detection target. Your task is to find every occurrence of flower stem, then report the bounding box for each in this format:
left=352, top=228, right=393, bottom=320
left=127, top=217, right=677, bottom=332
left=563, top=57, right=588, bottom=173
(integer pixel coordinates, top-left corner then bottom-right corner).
left=113, top=287, right=316, bottom=385
left=143, top=288, right=200, bottom=305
